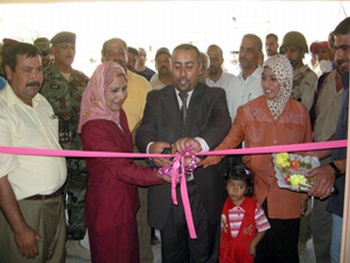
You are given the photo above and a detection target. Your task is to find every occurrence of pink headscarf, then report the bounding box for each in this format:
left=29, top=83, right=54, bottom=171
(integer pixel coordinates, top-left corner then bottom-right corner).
left=77, top=61, right=127, bottom=133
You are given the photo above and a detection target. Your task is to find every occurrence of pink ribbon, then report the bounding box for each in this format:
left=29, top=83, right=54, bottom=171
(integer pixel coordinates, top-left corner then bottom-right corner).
left=0, top=140, right=346, bottom=158
left=200, top=139, right=347, bottom=156
left=0, top=139, right=347, bottom=240
left=159, top=147, right=198, bottom=238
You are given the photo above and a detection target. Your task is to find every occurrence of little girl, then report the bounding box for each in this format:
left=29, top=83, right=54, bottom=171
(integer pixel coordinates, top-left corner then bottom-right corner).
left=220, top=163, right=270, bottom=263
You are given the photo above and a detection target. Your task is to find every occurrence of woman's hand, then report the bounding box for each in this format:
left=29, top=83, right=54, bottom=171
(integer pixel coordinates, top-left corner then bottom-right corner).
left=157, top=172, right=172, bottom=184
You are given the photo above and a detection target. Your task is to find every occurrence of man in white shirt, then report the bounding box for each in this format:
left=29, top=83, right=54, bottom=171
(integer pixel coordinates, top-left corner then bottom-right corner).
left=206, top=44, right=236, bottom=121
left=0, top=43, right=67, bottom=262
left=228, top=34, right=264, bottom=120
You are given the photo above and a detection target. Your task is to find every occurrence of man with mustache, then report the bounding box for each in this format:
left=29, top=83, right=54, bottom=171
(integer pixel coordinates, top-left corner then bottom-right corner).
left=206, top=44, right=236, bottom=121
left=307, top=16, right=349, bottom=263
left=40, top=31, right=90, bottom=260
left=265, top=33, right=279, bottom=57
left=136, top=43, right=231, bottom=262
left=150, top=47, right=173, bottom=90
left=280, top=31, right=318, bottom=111
left=0, top=43, right=67, bottom=262
left=228, top=34, right=264, bottom=121
left=309, top=34, right=343, bottom=263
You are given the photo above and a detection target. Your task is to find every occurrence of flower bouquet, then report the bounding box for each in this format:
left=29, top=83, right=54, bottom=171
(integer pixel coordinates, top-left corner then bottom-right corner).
left=272, top=152, right=320, bottom=192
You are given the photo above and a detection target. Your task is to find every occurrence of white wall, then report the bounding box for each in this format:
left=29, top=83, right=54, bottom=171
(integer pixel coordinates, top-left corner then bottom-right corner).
left=0, top=1, right=349, bottom=76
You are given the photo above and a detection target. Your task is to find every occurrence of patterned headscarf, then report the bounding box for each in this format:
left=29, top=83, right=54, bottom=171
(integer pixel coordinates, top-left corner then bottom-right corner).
left=263, top=54, right=293, bottom=119
left=77, top=61, right=127, bottom=133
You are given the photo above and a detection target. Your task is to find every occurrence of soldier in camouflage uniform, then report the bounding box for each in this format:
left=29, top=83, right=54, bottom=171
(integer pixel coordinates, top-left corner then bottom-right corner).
left=280, top=31, right=318, bottom=254
left=40, top=32, right=89, bottom=242
left=280, top=31, right=318, bottom=111
left=33, top=37, right=52, bottom=69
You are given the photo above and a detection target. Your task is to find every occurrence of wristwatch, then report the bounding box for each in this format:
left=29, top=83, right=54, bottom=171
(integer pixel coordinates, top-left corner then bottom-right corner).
left=329, top=162, right=342, bottom=178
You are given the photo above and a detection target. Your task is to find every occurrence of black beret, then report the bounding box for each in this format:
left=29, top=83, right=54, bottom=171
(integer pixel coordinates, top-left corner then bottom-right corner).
left=50, top=31, right=76, bottom=45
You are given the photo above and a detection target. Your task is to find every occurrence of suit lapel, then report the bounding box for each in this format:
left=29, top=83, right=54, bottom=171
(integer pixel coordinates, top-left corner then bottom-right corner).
left=187, top=84, right=204, bottom=127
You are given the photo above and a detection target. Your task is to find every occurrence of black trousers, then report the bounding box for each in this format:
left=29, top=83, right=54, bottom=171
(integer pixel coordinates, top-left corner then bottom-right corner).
left=160, top=184, right=220, bottom=263
left=255, top=200, right=300, bottom=263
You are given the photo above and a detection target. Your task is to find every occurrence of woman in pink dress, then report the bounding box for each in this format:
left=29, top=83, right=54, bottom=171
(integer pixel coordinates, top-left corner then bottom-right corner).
left=78, top=61, right=164, bottom=263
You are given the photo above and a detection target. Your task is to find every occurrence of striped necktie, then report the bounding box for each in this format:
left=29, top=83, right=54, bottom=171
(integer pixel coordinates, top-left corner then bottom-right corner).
left=179, top=91, right=188, bottom=135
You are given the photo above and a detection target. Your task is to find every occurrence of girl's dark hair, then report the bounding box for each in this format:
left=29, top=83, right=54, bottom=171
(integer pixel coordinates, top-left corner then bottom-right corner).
left=225, top=162, right=254, bottom=197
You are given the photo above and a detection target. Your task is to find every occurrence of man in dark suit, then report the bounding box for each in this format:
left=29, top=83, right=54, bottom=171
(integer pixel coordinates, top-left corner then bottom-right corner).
left=136, top=43, right=231, bottom=262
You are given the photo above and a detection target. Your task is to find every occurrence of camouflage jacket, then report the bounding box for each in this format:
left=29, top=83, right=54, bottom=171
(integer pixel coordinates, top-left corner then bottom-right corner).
left=292, top=65, right=318, bottom=111
left=41, top=64, right=88, bottom=150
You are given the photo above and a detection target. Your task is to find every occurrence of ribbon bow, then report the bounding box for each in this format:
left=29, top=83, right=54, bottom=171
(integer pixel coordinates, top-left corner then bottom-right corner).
left=158, top=147, right=198, bottom=239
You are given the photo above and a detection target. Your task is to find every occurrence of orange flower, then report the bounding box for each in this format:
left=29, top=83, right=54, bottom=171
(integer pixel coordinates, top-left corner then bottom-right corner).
left=290, top=160, right=300, bottom=171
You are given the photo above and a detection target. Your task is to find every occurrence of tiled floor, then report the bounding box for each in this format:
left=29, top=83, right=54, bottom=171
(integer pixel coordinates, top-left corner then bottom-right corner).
left=299, top=239, right=316, bottom=263
left=65, top=231, right=161, bottom=263
left=66, top=233, right=315, bottom=263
